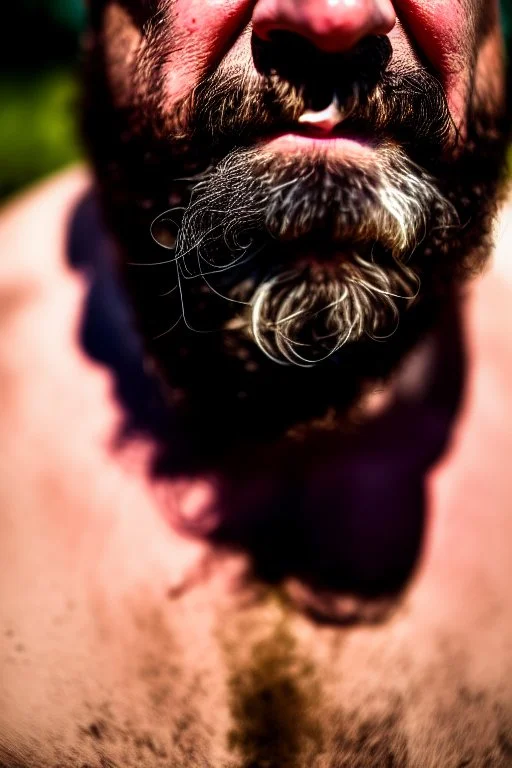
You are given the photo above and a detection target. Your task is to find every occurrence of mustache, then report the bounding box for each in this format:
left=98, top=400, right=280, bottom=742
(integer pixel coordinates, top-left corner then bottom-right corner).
left=171, top=145, right=456, bottom=262
left=149, top=144, right=457, bottom=365
left=178, top=50, right=455, bottom=160
left=144, top=39, right=461, bottom=367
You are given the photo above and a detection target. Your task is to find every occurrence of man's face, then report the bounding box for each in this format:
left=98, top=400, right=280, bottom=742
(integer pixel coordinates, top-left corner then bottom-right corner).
left=85, top=0, right=509, bottom=460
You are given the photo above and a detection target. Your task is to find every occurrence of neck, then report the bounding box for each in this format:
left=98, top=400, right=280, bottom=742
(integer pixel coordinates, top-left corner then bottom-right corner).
left=153, top=303, right=464, bottom=614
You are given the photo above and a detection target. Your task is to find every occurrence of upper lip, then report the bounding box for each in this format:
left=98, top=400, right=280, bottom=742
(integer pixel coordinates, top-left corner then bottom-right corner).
left=247, top=110, right=378, bottom=147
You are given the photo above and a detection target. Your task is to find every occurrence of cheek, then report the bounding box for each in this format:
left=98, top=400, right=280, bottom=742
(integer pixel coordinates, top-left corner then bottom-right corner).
left=164, top=0, right=490, bottom=127
left=394, top=0, right=474, bottom=122
left=165, top=0, right=252, bottom=102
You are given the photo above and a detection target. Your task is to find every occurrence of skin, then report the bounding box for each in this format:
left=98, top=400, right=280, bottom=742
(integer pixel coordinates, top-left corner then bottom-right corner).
left=157, top=0, right=501, bottom=124
left=1, top=1, right=512, bottom=766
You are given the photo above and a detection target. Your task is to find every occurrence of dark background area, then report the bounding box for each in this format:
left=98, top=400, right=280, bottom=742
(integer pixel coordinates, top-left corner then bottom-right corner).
left=1, top=0, right=511, bottom=204
left=0, top=0, right=85, bottom=202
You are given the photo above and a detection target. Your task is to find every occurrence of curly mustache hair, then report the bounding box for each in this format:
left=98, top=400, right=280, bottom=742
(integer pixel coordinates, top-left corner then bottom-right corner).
left=150, top=143, right=456, bottom=366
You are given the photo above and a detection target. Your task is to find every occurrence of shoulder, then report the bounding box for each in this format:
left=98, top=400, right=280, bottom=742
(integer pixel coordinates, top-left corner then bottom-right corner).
left=0, top=165, right=92, bottom=239
left=0, top=166, right=92, bottom=295
left=428, top=190, right=512, bottom=514
left=0, top=166, right=164, bottom=440
left=491, top=193, right=512, bottom=287
left=468, top=192, right=512, bottom=352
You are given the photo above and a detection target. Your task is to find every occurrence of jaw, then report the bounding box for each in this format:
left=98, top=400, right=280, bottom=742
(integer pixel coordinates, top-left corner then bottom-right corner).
left=146, top=292, right=437, bottom=472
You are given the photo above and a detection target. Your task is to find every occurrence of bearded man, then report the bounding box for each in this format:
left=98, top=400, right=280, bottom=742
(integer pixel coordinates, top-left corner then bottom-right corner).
left=1, top=0, right=512, bottom=765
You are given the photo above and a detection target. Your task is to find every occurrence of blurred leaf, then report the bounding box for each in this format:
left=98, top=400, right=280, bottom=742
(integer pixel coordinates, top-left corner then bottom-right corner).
left=0, top=70, right=83, bottom=201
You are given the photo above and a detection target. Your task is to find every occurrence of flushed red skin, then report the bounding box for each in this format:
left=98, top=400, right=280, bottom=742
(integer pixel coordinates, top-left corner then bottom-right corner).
left=168, top=0, right=499, bottom=126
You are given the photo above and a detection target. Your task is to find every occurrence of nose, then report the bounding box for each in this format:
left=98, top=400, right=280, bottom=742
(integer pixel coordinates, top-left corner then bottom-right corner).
left=252, top=0, right=396, bottom=55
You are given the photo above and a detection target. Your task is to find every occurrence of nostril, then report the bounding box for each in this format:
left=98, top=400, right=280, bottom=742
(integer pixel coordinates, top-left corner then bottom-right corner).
left=252, top=31, right=341, bottom=112
left=260, top=29, right=320, bottom=66
left=252, top=30, right=322, bottom=85
left=252, top=31, right=393, bottom=115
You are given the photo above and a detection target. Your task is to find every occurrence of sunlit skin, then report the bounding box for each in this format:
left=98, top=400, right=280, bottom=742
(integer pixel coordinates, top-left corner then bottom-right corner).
left=1, top=0, right=512, bottom=766
left=165, top=0, right=502, bottom=124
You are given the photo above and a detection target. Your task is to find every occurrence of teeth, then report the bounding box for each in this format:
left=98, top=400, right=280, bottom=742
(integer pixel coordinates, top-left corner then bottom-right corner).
left=298, top=98, right=344, bottom=132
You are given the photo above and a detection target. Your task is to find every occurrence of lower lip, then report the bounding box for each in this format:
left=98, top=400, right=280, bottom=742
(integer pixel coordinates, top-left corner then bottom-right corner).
left=261, top=133, right=373, bottom=158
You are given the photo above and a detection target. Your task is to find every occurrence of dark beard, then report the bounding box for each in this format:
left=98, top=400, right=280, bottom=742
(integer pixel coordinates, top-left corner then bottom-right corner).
left=83, top=27, right=511, bottom=468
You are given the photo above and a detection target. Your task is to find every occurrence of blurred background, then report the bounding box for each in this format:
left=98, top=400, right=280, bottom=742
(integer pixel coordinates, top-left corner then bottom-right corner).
left=0, top=0, right=85, bottom=202
left=1, top=0, right=512, bottom=204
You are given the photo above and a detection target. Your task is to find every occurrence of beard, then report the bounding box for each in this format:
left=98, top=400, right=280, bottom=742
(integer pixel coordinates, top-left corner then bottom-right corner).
left=153, top=143, right=451, bottom=367
left=83, top=27, right=511, bottom=467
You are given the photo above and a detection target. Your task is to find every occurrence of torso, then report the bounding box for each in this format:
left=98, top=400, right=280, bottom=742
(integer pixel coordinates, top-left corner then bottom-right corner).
left=1, top=169, right=512, bottom=767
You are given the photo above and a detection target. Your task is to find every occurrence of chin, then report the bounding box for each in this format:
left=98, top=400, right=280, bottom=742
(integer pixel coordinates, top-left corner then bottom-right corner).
left=82, top=31, right=511, bottom=467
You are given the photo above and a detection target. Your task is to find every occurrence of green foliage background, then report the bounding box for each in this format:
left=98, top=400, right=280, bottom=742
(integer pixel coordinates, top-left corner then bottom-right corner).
left=0, top=0, right=85, bottom=201
left=1, top=1, right=511, bottom=202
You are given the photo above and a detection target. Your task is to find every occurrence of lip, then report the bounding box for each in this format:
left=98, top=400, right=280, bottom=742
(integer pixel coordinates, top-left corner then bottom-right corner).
left=260, top=131, right=375, bottom=159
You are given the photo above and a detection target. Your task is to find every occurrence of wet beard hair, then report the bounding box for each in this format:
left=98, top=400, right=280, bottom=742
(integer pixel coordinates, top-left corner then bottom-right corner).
left=83, top=33, right=510, bottom=467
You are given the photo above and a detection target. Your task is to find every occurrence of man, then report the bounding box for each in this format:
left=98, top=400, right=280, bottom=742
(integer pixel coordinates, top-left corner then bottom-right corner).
left=1, top=0, right=512, bottom=765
